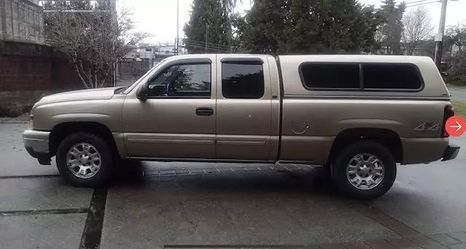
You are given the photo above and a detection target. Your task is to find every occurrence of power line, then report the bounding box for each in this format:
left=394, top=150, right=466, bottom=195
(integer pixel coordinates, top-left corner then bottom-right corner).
left=184, top=43, right=232, bottom=52
left=406, top=0, right=440, bottom=8
left=183, top=40, right=234, bottom=52
left=405, top=0, right=428, bottom=4
left=184, top=39, right=233, bottom=50
left=182, top=42, right=233, bottom=53
left=182, top=43, right=232, bottom=53
left=43, top=9, right=111, bottom=12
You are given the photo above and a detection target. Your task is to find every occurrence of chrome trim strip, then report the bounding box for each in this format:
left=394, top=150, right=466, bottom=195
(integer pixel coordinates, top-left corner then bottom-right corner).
left=216, top=135, right=269, bottom=146
left=125, top=133, right=216, bottom=145
left=127, top=138, right=215, bottom=145
left=126, top=157, right=274, bottom=163
left=284, top=95, right=451, bottom=101
left=216, top=140, right=266, bottom=145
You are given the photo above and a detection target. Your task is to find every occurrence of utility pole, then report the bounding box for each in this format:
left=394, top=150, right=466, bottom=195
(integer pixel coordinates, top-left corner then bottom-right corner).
left=205, top=23, right=209, bottom=52
left=176, top=0, right=179, bottom=55
left=434, top=0, right=448, bottom=68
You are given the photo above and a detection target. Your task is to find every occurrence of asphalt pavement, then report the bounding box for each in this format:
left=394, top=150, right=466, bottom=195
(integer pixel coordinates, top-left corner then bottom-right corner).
left=1, top=121, right=466, bottom=249
left=449, top=86, right=466, bottom=102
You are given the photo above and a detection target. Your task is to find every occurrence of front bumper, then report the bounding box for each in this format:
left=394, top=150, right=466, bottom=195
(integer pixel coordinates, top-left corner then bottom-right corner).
left=23, top=129, right=51, bottom=165
left=442, top=144, right=460, bottom=161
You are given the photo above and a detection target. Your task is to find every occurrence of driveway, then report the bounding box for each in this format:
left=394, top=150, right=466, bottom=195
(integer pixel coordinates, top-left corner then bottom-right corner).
left=449, top=86, right=466, bottom=102
left=1, top=121, right=466, bottom=249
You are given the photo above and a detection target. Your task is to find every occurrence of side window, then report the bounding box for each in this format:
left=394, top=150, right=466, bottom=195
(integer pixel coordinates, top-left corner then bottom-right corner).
left=147, top=63, right=211, bottom=98
left=300, top=63, right=360, bottom=89
left=222, top=62, right=264, bottom=99
left=362, top=63, right=423, bottom=90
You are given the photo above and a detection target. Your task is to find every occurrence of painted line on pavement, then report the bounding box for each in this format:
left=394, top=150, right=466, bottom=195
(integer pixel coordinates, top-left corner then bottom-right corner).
left=164, top=245, right=309, bottom=248
left=0, top=174, right=59, bottom=180
left=0, top=207, right=88, bottom=217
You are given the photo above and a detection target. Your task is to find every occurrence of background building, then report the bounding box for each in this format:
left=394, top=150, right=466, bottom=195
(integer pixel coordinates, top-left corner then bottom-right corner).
left=0, top=0, right=44, bottom=43
left=117, top=43, right=183, bottom=86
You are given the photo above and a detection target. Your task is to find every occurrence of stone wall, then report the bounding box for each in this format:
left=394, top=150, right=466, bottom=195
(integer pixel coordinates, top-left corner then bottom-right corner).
left=0, top=90, right=50, bottom=116
left=0, top=40, right=81, bottom=116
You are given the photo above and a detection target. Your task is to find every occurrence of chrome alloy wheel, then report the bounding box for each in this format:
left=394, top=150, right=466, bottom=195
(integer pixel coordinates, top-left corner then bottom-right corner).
left=66, top=143, right=102, bottom=179
left=346, top=153, right=385, bottom=190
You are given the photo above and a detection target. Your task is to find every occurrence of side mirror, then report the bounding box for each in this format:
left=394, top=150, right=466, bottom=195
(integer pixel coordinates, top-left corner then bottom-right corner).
left=136, top=84, right=148, bottom=102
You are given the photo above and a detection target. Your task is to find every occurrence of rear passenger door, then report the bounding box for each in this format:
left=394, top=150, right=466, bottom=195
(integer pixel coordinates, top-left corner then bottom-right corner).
left=215, top=56, right=279, bottom=161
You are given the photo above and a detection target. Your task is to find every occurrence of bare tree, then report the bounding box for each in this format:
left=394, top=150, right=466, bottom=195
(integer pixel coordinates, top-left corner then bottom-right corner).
left=402, top=7, right=433, bottom=55
left=446, top=24, right=466, bottom=54
left=44, top=9, right=148, bottom=88
left=445, top=25, right=466, bottom=85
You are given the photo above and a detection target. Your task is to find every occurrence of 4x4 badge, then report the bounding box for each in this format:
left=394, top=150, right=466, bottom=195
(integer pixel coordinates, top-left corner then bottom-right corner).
left=414, top=122, right=440, bottom=131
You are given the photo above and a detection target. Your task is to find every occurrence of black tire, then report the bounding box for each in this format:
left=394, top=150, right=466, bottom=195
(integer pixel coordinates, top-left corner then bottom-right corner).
left=332, top=141, right=396, bottom=199
left=56, top=132, right=114, bottom=187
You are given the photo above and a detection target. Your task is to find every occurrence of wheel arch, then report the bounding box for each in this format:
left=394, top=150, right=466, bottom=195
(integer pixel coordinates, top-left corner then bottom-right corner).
left=328, top=128, right=403, bottom=165
left=49, top=122, right=119, bottom=157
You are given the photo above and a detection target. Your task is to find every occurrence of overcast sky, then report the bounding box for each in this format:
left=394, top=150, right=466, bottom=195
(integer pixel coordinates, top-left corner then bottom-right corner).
left=117, top=0, right=466, bottom=44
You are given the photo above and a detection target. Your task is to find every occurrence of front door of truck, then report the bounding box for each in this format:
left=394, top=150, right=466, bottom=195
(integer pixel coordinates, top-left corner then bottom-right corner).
left=215, top=56, right=280, bottom=161
left=122, top=57, right=216, bottom=159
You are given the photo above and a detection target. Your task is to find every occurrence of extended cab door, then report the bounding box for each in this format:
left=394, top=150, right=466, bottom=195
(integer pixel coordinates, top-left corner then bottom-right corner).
left=215, top=55, right=280, bottom=161
left=122, top=56, right=216, bottom=159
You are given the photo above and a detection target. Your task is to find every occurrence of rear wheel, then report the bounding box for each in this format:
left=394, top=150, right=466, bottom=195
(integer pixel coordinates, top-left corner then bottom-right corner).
left=56, top=132, right=114, bottom=187
left=332, top=141, right=396, bottom=199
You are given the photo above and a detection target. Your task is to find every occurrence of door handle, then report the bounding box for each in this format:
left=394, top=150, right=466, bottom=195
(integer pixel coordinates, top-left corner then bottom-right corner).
left=196, top=107, right=214, bottom=116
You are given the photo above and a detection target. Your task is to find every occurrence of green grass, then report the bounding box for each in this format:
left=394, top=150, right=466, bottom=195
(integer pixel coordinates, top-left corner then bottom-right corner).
left=453, top=101, right=466, bottom=118
left=447, top=80, right=466, bottom=86
left=447, top=78, right=466, bottom=86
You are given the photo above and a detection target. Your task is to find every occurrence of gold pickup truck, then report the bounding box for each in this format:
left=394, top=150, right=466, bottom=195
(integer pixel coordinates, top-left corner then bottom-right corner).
left=23, top=54, right=460, bottom=199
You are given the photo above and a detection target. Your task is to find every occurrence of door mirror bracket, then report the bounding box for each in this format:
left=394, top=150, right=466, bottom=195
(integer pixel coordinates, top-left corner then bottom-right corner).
left=136, top=84, right=149, bottom=102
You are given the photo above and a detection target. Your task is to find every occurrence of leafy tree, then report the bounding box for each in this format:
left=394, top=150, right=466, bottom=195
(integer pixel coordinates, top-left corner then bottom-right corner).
left=378, top=0, right=405, bottom=54
left=42, top=0, right=92, bottom=10
left=234, top=0, right=286, bottom=53
left=41, top=0, right=114, bottom=11
left=184, top=0, right=236, bottom=53
left=236, top=0, right=382, bottom=54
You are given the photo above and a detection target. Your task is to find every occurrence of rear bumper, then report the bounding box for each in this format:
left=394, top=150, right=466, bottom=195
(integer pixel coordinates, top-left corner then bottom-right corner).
left=23, top=129, right=51, bottom=165
left=401, top=138, right=460, bottom=164
left=442, top=144, right=460, bottom=161
left=401, top=137, right=448, bottom=164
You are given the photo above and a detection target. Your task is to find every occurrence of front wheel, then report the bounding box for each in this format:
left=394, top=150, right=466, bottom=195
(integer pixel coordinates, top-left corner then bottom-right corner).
left=56, top=132, right=114, bottom=187
left=332, top=141, right=396, bottom=199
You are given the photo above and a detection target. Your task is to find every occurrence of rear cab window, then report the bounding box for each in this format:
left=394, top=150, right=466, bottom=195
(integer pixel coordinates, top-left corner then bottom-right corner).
left=222, top=61, right=265, bottom=99
left=299, top=62, right=423, bottom=91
